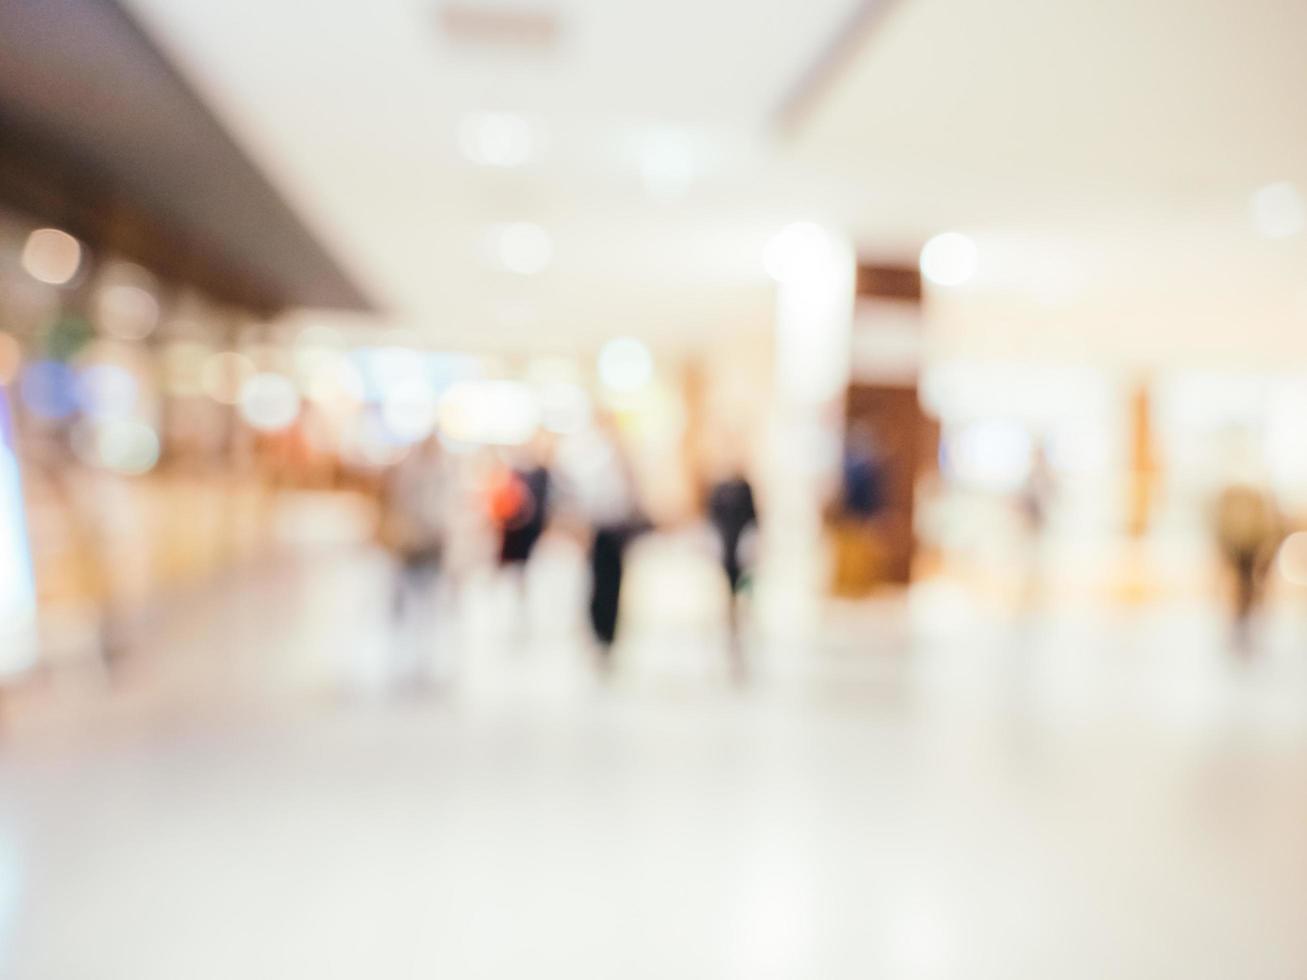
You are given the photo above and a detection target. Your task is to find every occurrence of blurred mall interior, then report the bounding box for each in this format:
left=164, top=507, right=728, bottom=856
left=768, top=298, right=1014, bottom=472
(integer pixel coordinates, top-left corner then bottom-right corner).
left=6, top=0, right=1307, bottom=976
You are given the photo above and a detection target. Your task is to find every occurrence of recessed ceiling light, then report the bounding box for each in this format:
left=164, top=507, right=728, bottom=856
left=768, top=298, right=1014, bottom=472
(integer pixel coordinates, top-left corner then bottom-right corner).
left=21, top=228, right=81, bottom=285
left=598, top=337, right=653, bottom=392
left=1251, top=181, right=1304, bottom=239
left=458, top=112, right=536, bottom=168
left=491, top=223, right=552, bottom=275
left=640, top=131, right=695, bottom=199
left=920, top=232, right=978, bottom=287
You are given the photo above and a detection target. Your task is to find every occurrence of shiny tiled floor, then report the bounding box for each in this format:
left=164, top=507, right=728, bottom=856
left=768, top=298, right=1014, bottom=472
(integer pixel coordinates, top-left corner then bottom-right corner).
left=5, top=538, right=1307, bottom=978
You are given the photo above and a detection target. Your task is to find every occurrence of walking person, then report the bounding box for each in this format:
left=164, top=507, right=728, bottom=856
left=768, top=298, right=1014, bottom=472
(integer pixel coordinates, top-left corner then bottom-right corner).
left=708, top=470, right=758, bottom=676
left=1213, top=479, right=1281, bottom=652
left=381, top=435, right=454, bottom=687
left=560, top=423, right=644, bottom=669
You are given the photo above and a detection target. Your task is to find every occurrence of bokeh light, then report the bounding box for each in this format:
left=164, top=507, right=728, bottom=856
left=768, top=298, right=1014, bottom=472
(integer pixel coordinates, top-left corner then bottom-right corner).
left=458, top=112, right=536, bottom=168
left=491, top=223, right=553, bottom=275
left=598, top=336, right=653, bottom=393
left=238, top=373, right=301, bottom=432
left=438, top=380, right=539, bottom=445
left=19, top=361, right=78, bottom=421
left=201, top=351, right=255, bottom=405
left=303, top=354, right=366, bottom=409
left=537, top=382, right=591, bottom=434
left=1251, top=181, right=1304, bottom=239
left=1278, top=531, right=1307, bottom=585
left=71, top=416, right=160, bottom=475
left=162, top=341, right=214, bottom=397
left=20, top=228, right=81, bottom=285
left=640, top=130, right=695, bottom=199
left=381, top=377, right=439, bottom=443
left=942, top=420, right=1032, bottom=491
left=96, top=283, right=160, bottom=341
left=342, top=411, right=410, bottom=468
left=76, top=363, right=139, bottom=417
left=920, top=231, right=978, bottom=287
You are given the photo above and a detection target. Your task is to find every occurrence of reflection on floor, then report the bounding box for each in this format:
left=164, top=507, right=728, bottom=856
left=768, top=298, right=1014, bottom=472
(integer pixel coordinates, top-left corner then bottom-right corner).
left=5, top=534, right=1307, bottom=979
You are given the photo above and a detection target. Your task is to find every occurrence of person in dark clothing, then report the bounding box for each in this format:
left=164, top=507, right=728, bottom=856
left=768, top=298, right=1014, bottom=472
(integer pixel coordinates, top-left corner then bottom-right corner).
left=562, top=422, right=643, bottom=667
left=708, top=474, right=758, bottom=671
left=709, top=476, right=757, bottom=593
left=840, top=440, right=886, bottom=520
left=498, top=463, right=551, bottom=568
left=828, top=425, right=888, bottom=598
left=589, top=522, right=633, bottom=650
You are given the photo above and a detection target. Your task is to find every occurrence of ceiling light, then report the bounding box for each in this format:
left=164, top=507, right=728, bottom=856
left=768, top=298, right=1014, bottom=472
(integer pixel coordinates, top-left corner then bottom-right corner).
left=459, top=112, right=535, bottom=168
left=1251, top=181, right=1304, bottom=239
left=640, top=132, right=695, bottom=199
left=597, top=337, right=653, bottom=393
left=492, top=222, right=552, bottom=275
left=920, top=231, right=978, bottom=287
left=21, top=228, right=81, bottom=285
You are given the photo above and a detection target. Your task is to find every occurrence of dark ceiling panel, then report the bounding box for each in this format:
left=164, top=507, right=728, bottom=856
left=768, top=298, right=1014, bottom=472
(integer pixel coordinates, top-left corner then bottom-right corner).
left=0, top=0, right=374, bottom=315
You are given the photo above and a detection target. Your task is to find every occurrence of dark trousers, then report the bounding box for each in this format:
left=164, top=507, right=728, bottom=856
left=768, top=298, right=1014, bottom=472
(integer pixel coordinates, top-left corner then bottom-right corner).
left=589, top=525, right=627, bottom=647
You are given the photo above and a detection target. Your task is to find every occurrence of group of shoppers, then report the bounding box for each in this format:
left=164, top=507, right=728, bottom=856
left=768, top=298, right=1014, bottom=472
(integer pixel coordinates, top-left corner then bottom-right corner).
left=382, top=424, right=758, bottom=672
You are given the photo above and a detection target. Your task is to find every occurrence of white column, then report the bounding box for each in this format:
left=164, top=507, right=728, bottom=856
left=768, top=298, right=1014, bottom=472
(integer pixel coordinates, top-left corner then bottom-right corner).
left=759, top=224, right=855, bottom=630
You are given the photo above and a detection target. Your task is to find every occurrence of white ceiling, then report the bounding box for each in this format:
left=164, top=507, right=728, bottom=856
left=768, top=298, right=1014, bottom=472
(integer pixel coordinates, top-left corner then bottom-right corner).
left=122, top=0, right=862, bottom=354
left=124, top=0, right=1307, bottom=366
left=795, top=0, right=1307, bottom=367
